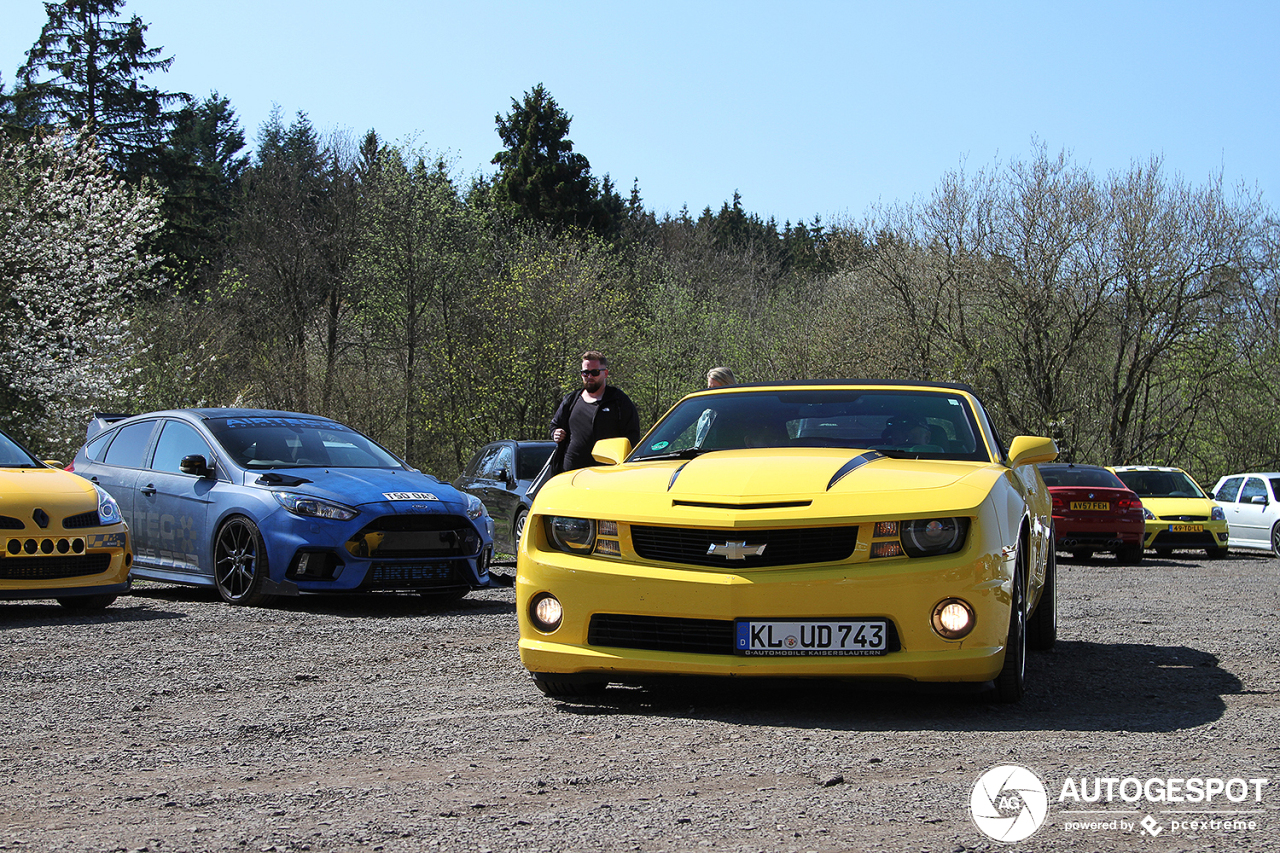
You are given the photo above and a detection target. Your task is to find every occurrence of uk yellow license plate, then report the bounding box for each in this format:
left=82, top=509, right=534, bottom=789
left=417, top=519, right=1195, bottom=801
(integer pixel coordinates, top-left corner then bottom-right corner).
left=1170, top=524, right=1203, bottom=533
left=1070, top=501, right=1110, bottom=511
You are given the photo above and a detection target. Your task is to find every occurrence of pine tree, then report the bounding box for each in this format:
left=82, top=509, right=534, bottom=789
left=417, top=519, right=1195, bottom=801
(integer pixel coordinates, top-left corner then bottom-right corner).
left=12, top=0, right=188, bottom=176
left=491, top=83, right=613, bottom=237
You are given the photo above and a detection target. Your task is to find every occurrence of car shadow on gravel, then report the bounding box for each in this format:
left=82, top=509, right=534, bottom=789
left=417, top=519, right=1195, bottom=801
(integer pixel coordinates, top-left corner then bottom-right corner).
left=124, top=581, right=515, bottom=619
left=548, top=640, right=1244, bottom=734
left=0, top=599, right=187, bottom=629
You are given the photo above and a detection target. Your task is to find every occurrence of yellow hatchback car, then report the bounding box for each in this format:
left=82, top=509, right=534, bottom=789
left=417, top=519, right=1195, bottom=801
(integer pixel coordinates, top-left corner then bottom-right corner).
left=1109, top=465, right=1229, bottom=558
left=0, top=427, right=132, bottom=610
left=518, top=381, right=1058, bottom=703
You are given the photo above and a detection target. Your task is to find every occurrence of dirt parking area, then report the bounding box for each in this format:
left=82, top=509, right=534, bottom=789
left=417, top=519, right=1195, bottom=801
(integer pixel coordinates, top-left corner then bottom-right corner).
left=1, top=550, right=1276, bottom=852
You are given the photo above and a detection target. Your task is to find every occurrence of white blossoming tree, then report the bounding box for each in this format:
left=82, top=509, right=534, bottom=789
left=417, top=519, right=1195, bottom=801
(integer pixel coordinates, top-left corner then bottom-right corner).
left=0, top=130, right=163, bottom=456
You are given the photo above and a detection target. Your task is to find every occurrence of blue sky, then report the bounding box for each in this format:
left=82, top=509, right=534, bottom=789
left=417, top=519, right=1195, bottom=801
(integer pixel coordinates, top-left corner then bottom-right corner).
left=4, top=1, right=1278, bottom=225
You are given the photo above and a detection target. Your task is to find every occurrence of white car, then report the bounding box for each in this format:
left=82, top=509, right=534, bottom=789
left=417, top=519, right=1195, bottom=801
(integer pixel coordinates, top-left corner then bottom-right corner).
left=1211, top=473, right=1280, bottom=557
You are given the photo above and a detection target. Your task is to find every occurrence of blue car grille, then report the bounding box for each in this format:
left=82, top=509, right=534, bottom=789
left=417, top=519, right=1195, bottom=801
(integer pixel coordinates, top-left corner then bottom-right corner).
left=0, top=554, right=112, bottom=580
left=629, top=525, right=859, bottom=568
left=363, top=560, right=461, bottom=590
left=62, top=511, right=101, bottom=529
left=348, top=514, right=481, bottom=559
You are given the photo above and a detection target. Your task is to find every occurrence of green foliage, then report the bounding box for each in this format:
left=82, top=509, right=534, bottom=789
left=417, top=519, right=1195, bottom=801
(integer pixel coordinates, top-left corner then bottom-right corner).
left=11, top=0, right=188, bottom=178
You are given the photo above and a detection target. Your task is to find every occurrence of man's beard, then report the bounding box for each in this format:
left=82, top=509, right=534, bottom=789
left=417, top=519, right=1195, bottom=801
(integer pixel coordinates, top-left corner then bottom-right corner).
left=583, top=377, right=604, bottom=394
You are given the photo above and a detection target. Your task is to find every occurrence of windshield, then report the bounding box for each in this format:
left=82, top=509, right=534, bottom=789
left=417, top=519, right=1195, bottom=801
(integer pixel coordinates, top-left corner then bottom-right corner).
left=0, top=430, right=41, bottom=468
left=630, top=389, right=989, bottom=462
left=1114, top=469, right=1206, bottom=498
left=205, top=416, right=405, bottom=470
left=1039, top=465, right=1126, bottom=488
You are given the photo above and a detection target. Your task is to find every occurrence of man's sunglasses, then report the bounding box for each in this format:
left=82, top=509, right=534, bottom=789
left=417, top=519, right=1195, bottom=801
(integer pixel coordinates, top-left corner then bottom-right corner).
left=580, top=369, right=604, bottom=377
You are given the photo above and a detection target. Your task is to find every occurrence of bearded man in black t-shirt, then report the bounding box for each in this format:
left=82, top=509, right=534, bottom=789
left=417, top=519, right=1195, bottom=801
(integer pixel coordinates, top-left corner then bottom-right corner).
left=548, top=351, right=641, bottom=471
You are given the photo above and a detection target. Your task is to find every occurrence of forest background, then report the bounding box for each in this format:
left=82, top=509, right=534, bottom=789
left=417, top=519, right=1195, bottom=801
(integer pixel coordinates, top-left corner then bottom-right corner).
left=2, top=1, right=1278, bottom=488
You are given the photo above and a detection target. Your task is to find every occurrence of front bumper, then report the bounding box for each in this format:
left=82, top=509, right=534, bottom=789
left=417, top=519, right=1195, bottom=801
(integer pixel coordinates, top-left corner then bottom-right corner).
left=517, top=521, right=1016, bottom=684
left=1142, top=519, right=1229, bottom=551
left=0, top=525, right=132, bottom=600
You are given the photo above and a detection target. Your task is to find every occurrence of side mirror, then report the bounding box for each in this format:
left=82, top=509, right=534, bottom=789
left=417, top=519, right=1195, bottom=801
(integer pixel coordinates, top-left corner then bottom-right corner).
left=43, top=460, right=65, bottom=469
left=1008, top=436, right=1058, bottom=468
left=495, top=467, right=515, bottom=488
left=180, top=454, right=214, bottom=477
left=591, top=437, right=633, bottom=466
left=1252, top=495, right=1268, bottom=505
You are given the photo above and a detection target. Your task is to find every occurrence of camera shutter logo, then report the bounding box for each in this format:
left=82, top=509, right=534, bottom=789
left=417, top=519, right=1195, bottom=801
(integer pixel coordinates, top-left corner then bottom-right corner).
left=970, top=764, right=1049, bottom=842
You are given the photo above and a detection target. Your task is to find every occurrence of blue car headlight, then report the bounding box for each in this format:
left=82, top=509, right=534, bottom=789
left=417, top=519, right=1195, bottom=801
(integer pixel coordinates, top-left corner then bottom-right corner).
left=95, top=486, right=122, bottom=526
left=273, top=491, right=359, bottom=521
left=464, top=493, right=487, bottom=521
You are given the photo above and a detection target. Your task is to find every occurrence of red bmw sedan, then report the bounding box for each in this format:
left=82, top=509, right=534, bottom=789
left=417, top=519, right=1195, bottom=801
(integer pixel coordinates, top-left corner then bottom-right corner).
left=1038, top=463, right=1145, bottom=563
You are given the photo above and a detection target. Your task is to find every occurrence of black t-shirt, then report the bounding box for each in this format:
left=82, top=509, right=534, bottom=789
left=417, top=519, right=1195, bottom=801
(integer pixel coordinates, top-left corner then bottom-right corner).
left=564, top=397, right=601, bottom=471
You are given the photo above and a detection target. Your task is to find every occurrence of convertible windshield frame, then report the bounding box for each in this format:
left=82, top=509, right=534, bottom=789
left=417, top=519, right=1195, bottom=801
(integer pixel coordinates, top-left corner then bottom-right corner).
left=628, top=388, right=992, bottom=463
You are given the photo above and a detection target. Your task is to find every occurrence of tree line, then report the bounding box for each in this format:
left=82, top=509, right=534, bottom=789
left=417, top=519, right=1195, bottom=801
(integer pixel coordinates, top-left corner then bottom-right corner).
left=3, top=1, right=1278, bottom=489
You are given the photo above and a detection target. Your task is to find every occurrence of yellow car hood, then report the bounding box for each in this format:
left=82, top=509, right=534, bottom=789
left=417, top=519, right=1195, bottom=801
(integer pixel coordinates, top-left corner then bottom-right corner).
left=0, top=467, right=98, bottom=513
left=1139, top=496, right=1219, bottom=518
left=540, top=448, right=996, bottom=525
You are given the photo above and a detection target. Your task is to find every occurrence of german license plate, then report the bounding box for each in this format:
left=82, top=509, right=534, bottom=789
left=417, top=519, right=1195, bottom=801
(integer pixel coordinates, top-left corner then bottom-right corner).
left=1170, top=524, right=1203, bottom=533
left=735, top=619, right=888, bottom=656
left=1070, top=501, right=1110, bottom=511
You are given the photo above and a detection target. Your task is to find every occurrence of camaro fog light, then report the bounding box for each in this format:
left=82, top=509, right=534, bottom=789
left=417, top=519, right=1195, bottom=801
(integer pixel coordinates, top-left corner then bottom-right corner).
left=529, top=593, right=563, bottom=632
left=873, top=521, right=899, bottom=537
left=932, top=598, right=975, bottom=640
left=870, top=541, right=904, bottom=558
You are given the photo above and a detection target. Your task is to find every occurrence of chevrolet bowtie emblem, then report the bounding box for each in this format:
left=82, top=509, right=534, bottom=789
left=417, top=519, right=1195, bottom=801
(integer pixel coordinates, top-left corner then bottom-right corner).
left=707, top=541, right=767, bottom=560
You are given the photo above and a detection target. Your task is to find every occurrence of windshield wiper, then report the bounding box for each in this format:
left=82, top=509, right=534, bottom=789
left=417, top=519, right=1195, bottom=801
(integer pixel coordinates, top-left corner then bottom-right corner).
left=635, top=447, right=709, bottom=462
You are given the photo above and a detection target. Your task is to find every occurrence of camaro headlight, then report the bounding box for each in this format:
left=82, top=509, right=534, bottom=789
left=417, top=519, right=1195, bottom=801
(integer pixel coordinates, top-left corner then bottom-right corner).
left=546, top=516, right=596, bottom=552
left=900, top=517, right=969, bottom=558
left=95, top=486, right=122, bottom=526
left=1211, top=506, right=1226, bottom=521
left=464, top=493, right=487, bottom=521
left=273, top=491, right=358, bottom=521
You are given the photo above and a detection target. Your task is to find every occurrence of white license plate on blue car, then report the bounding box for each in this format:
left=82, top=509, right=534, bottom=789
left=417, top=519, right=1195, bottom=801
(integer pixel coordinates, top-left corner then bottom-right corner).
left=735, top=619, right=888, bottom=656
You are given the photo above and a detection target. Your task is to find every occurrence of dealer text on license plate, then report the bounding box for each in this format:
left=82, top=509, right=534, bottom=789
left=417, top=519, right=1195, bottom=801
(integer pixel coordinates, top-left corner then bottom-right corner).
left=1170, top=524, right=1203, bottom=533
left=1070, top=501, right=1110, bottom=511
left=735, top=619, right=887, bottom=656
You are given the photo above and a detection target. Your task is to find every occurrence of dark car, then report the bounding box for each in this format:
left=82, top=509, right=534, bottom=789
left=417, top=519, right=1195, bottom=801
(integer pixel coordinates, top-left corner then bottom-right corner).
left=453, top=440, right=556, bottom=555
left=1038, top=463, right=1145, bottom=563
left=68, top=409, right=497, bottom=606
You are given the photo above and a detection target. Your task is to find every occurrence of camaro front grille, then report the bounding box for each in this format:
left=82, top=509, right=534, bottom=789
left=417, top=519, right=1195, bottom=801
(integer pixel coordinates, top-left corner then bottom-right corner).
left=629, top=525, right=859, bottom=568
left=588, top=613, right=902, bottom=655
left=588, top=614, right=736, bottom=654
left=0, top=554, right=112, bottom=580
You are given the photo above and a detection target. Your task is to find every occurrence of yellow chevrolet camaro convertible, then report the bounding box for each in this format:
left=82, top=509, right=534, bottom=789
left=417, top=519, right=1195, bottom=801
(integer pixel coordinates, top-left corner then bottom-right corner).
left=0, top=426, right=132, bottom=611
left=517, top=381, right=1058, bottom=703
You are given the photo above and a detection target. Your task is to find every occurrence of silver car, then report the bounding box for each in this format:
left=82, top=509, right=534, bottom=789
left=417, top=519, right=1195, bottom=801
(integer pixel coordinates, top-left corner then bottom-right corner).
left=1211, top=473, right=1280, bottom=556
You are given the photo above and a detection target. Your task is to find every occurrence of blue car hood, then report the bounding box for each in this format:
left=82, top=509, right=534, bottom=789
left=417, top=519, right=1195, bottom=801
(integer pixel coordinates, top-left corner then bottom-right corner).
left=241, top=467, right=469, bottom=514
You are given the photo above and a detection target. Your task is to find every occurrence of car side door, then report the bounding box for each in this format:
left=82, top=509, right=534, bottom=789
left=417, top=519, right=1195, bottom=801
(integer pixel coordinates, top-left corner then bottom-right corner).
left=134, top=419, right=216, bottom=577
left=1233, top=477, right=1271, bottom=547
left=82, top=419, right=159, bottom=536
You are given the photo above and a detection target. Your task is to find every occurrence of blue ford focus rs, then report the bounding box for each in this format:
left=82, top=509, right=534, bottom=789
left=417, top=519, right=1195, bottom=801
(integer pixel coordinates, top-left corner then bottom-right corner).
left=69, top=409, right=496, bottom=606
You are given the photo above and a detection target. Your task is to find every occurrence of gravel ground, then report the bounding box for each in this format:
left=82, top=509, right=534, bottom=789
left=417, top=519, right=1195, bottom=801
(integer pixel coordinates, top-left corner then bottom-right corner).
left=1, top=549, right=1276, bottom=853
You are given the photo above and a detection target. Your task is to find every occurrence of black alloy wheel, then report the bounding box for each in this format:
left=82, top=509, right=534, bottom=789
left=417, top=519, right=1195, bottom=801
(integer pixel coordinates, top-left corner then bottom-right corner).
left=214, top=516, right=273, bottom=606
left=993, top=541, right=1027, bottom=703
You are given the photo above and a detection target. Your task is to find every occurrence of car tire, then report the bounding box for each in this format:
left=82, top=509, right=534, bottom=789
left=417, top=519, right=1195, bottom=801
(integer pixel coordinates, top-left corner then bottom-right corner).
left=993, top=544, right=1027, bottom=704
left=56, top=594, right=117, bottom=611
left=214, top=516, right=274, bottom=606
left=1118, top=542, right=1144, bottom=565
left=1027, top=542, right=1056, bottom=651
left=1272, top=522, right=1280, bottom=559
left=514, top=508, right=529, bottom=550
left=531, top=671, right=607, bottom=698
left=1205, top=546, right=1228, bottom=559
